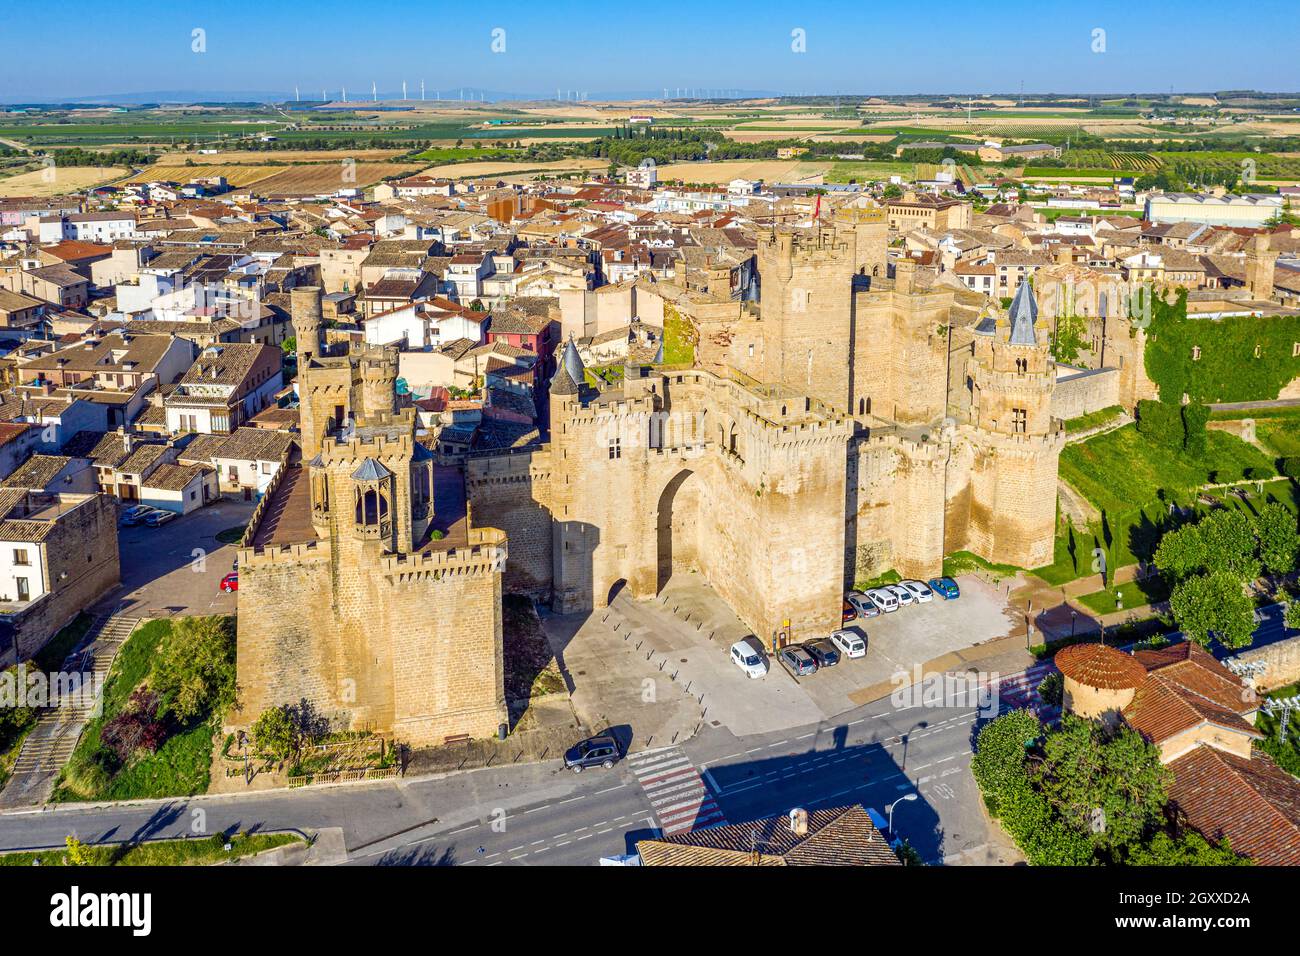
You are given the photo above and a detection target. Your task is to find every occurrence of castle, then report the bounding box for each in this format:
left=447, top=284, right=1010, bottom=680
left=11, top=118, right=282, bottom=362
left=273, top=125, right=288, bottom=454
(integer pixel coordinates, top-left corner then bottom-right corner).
left=231, top=287, right=508, bottom=745
left=469, top=210, right=1064, bottom=649
left=233, top=210, right=1065, bottom=746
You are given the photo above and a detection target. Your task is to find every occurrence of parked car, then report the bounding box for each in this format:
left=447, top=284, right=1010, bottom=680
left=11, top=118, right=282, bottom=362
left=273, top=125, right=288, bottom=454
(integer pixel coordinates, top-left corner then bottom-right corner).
left=900, top=580, right=934, bottom=604
left=842, top=599, right=856, bottom=624
left=730, top=638, right=769, bottom=679
left=564, top=734, right=621, bottom=773
left=928, top=577, right=960, bottom=600
left=119, top=504, right=153, bottom=526
left=143, top=509, right=176, bottom=527
left=120, top=505, right=157, bottom=526
left=805, top=638, right=841, bottom=668
left=777, top=644, right=818, bottom=678
left=886, top=584, right=915, bottom=607
left=830, top=629, right=866, bottom=659
left=846, top=591, right=880, bottom=619
left=220, top=572, right=239, bottom=593
left=867, top=587, right=899, bottom=613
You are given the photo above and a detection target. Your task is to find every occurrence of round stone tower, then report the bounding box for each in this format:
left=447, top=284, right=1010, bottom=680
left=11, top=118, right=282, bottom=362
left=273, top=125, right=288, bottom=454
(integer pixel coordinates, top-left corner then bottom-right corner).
left=1054, top=642, right=1147, bottom=726
left=291, top=286, right=324, bottom=362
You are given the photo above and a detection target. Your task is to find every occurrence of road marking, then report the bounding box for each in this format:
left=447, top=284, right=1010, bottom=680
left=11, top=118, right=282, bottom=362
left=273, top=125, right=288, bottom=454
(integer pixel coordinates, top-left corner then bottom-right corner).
left=594, top=785, right=626, bottom=795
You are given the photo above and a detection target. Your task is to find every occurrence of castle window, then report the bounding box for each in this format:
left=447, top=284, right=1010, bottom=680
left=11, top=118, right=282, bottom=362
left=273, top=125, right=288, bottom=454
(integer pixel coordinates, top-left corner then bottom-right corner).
left=1011, top=408, right=1028, bottom=434
left=1191, top=345, right=1201, bottom=361
left=1254, top=344, right=1262, bottom=358
left=1293, top=342, right=1300, bottom=357
left=1016, top=357, right=1028, bottom=374
left=608, top=437, right=621, bottom=460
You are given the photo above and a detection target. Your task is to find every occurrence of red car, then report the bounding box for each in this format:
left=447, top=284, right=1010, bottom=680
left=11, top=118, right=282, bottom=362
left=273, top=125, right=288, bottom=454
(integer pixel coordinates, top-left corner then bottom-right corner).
left=220, top=572, right=238, bottom=593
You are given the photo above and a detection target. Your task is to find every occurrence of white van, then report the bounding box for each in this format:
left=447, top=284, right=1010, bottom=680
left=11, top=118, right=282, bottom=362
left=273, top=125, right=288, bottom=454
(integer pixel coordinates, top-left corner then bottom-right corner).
left=830, top=629, right=866, bottom=659
left=730, top=638, right=769, bottom=678
left=868, top=587, right=899, bottom=613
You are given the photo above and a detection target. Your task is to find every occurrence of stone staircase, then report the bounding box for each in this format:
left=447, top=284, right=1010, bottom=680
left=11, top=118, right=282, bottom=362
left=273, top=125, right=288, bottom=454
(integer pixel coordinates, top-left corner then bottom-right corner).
left=0, top=613, right=139, bottom=809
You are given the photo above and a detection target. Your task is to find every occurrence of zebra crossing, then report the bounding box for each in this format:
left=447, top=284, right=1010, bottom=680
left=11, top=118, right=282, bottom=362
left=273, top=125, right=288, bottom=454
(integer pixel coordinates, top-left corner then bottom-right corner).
left=995, top=660, right=1061, bottom=722
left=626, top=747, right=727, bottom=835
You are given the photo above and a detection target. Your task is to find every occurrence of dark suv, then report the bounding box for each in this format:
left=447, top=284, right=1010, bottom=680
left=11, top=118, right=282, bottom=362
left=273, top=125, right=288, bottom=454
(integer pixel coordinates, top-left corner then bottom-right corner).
left=778, top=645, right=818, bottom=678
left=804, top=638, right=841, bottom=668
left=564, top=735, right=621, bottom=773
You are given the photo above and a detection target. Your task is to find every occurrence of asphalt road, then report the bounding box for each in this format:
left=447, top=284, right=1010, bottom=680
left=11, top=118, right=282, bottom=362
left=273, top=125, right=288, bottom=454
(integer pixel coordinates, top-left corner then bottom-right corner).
left=0, top=685, right=1008, bottom=866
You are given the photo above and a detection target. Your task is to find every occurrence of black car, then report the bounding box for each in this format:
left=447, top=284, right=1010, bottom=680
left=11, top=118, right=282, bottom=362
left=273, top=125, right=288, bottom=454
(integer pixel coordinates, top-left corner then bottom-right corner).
left=564, top=734, right=621, bottom=773
left=804, top=638, right=841, bottom=668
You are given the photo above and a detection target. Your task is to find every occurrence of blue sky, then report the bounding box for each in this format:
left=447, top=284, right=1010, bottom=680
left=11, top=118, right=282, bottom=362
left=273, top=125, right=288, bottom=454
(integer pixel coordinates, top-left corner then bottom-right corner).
left=4, top=0, right=1298, bottom=100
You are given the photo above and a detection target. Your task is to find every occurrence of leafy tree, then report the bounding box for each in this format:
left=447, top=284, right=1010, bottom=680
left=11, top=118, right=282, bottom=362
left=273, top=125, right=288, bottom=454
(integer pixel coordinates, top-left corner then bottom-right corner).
left=1198, top=510, right=1260, bottom=581
left=1051, top=313, right=1088, bottom=364
left=1256, top=501, right=1299, bottom=576
left=1135, top=399, right=1182, bottom=449
left=971, top=708, right=1041, bottom=799
left=1286, top=598, right=1300, bottom=632
left=252, top=705, right=298, bottom=761
left=1180, top=402, right=1209, bottom=457
left=1153, top=523, right=1205, bottom=582
left=150, top=616, right=236, bottom=722
left=1169, top=571, right=1256, bottom=648
left=1126, top=831, right=1249, bottom=866
left=1034, top=715, right=1171, bottom=853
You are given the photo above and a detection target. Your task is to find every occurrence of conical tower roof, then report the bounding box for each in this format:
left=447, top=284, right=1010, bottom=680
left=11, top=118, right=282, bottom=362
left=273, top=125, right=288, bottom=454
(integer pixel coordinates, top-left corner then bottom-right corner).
left=1008, top=281, right=1039, bottom=346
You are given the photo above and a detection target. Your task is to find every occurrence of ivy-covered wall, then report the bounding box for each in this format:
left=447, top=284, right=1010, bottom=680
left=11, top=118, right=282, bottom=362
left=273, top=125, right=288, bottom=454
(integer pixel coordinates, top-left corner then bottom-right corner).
left=1143, top=290, right=1300, bottom=403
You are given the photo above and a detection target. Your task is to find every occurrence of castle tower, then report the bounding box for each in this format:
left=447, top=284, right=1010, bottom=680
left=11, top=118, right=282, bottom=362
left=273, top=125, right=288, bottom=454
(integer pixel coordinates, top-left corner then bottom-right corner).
left=753, top=226, right=856, bottom=411
left=834, top=206, right=888, bottom=279
left=1245, top=234, right=1277, bottom=301
left=356, top=344, right=400, bottom=419
left=968, top=281, right=1054, bottom=436
left=958, top=282, right=1063, bottom=568
left=291, top=286, right=324, bottom=363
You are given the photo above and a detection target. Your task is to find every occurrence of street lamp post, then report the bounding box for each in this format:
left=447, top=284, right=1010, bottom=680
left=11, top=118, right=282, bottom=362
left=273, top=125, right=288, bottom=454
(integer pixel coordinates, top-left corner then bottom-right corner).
left=886, top=793, right=918, bottom=837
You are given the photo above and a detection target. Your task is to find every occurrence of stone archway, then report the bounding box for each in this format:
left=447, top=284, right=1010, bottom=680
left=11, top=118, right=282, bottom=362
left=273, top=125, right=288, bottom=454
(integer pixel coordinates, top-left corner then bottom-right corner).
left=655, top=469, right=697, bottom=595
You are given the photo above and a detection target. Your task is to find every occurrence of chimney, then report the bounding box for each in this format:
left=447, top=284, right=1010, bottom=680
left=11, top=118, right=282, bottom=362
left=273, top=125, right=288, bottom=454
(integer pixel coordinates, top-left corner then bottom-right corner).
left=787, top=807, right=808, bottom=837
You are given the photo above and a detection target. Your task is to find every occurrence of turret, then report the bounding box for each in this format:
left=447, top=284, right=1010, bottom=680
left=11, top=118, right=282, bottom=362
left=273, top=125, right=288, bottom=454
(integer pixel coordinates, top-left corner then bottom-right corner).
left=291, top=286, right=324, bottom=363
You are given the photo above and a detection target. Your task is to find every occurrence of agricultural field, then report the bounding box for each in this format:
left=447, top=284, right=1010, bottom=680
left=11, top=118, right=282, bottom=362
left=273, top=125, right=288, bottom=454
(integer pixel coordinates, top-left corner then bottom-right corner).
left=654, top=158, right=831, bottom=184
left=0, top=164, right=127, bottom=197
left=151, top=148, right=408, bottom=164
left=421, top=157, right=607, bottom=180
left=125, top=163, right=286, bottom=187
left=251, top=162, right=423, bottom=194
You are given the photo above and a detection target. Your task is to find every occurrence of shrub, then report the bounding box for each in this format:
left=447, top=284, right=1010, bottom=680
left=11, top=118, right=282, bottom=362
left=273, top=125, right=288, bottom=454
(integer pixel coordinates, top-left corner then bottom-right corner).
left=150, top=616, right=235, bottom=722
left=100, top=689, right=166, bottom=763
left=1037, top=672, right=1064, bottom=707
left=1135, top=399, right=1182, bottom=449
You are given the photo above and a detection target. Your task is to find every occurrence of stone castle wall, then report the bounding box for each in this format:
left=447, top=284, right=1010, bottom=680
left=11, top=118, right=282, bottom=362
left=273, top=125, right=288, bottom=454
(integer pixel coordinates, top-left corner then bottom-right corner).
left=466, top=450, right=555, bottom=597
left=1052, top=366, right=1121, bottom=421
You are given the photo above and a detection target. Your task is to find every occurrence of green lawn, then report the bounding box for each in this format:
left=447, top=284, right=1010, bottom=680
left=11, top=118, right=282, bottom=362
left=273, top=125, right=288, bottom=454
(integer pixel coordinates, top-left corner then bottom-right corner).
left=1257, top=416, right=1300, bottom=458
left=942, top=550, right=1022, bottom=580
left=1063, top=405, right=1124, bottom=434
left=0, top=832, right=302, bottom=867
left=1077, top=577, right=1171, bottom=615
left=1059, top=424, right=1277, bottom=517
left=53, top=618, right=229, bottom=803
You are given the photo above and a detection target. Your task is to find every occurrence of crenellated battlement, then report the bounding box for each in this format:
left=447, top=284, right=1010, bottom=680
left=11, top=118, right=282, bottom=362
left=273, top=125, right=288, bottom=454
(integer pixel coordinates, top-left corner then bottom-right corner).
left=238, top=539, right=332, bottom=566
left=381, top=527, right=508, bottom=581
